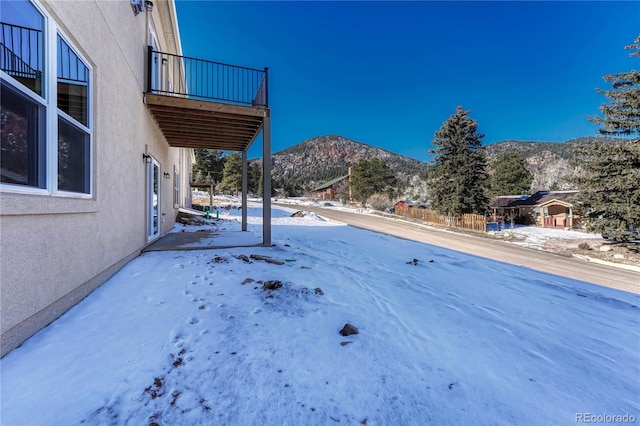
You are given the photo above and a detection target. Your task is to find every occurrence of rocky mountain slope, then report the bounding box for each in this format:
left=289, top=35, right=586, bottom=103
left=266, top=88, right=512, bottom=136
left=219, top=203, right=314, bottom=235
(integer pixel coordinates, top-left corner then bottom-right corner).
left=262, top=135, right=621, bottom=199
left=268, top=135, right=429, bottom=198
left=483, top=137, right=618, bottom=191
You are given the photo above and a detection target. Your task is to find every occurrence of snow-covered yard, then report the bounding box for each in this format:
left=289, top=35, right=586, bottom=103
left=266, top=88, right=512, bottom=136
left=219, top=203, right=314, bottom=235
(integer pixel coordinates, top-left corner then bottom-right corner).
left=1, top=202, right=638, bottom=425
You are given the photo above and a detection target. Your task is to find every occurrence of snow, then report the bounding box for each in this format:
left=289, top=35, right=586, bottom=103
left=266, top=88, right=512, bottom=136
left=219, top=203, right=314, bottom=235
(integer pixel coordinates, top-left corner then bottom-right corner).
left=2, top=201, right=639, bottom=425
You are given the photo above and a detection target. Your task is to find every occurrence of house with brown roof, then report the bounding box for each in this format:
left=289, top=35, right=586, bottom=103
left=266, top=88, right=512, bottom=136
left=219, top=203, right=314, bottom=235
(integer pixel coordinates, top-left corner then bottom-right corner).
left=519, top=190, right=581, bottom=229
left=489, top=190, right=581, bottom=229
left=311, top=174, right=349, bottom=201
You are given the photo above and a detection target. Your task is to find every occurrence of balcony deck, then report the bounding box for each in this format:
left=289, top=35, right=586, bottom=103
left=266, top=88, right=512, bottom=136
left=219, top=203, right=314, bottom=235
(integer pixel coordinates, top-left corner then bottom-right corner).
left=144, top=93, right=268, bottom=151
left=144, top=48, right=269, bottom=152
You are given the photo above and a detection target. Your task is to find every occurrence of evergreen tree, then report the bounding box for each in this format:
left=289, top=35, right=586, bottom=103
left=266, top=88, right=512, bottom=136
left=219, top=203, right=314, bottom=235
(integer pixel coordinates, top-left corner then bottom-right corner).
left=572, top=141, right=640, bottom=241
left=575, top=35, right=640, bottom=242
left=428, top=106, right=489, bottom=215
left=588, top=35, right=640, bottom=136
left=246, top=162, right=260, bottom=194
left=349, top=158, right=397, bottom=204
left=218, top=153, right=242, bottom=193
left=489, top=151, right=533, bottom=195
left=192, top=149, right=224, bottom=183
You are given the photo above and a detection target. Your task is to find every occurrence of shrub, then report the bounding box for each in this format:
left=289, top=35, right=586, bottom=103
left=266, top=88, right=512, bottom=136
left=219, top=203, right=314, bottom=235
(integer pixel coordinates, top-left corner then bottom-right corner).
left=367, top=193, right=391, bottom=211
left=578, top=242, right=591, bottom=250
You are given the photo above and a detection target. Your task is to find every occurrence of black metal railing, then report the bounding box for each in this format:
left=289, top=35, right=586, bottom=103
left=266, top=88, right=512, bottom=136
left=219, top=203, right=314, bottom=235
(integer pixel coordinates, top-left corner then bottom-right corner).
left=147, top=47, right=268, bottom=107
left=0, top=22, right=43, bottom=92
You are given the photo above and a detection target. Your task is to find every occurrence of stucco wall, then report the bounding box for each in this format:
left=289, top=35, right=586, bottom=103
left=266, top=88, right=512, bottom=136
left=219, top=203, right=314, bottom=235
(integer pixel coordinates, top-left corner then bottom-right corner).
left=1, top=0, right=187, bottom=356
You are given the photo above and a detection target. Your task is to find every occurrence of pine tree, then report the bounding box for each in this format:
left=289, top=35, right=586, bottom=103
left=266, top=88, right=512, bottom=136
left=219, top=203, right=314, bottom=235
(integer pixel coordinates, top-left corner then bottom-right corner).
left=349, top=158, right=397, bottom=204
left=575, top=35, right=640, bottom=242
left=247, top=162, right=261, bottom=194
left=572, top=141, right=640, bottom=241
left=489, top=151, right=533, bottom=196
left=588, top=35, right=640, bottom=136
left=428, top=106, right=489, bottom=215
left=218, top=153, right=242, bottom=193
left=192, top=149, right=224, bottom=183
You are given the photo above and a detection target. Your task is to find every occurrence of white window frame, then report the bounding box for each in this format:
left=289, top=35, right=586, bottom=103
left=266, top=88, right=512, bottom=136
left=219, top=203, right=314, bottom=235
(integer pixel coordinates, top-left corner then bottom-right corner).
left=0, top=0, right=93, bottom=198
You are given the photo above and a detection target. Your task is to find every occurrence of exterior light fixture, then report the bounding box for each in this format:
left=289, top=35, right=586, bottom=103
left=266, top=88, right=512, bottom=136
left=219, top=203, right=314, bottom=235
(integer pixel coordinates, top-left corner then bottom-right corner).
left=142, top=153, right=152, bottom=164
left=163, top=172, right=171, bottom=179
left=131, top=0, right=153, bottom=15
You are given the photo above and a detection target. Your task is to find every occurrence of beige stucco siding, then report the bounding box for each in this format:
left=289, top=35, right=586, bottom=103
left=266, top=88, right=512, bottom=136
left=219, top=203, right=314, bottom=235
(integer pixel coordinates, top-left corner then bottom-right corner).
left=1, top=0, right=189, bottom=356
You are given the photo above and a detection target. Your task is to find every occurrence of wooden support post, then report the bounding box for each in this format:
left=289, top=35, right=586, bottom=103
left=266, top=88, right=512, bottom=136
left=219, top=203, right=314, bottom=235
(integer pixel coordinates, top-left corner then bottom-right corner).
left=262, top=116, right=272, bottom=246
left=242, top=150, right=248, bottom=231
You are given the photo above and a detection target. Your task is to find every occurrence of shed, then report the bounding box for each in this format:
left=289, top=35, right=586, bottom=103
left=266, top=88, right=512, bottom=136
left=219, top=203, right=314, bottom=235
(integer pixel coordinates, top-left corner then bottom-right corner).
left=311, top=175, right=349, bottom=201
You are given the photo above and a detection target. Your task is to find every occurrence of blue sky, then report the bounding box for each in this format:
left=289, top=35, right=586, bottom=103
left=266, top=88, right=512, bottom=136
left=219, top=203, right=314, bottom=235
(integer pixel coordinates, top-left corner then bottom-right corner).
left=175, top=1, right=640, bottom=162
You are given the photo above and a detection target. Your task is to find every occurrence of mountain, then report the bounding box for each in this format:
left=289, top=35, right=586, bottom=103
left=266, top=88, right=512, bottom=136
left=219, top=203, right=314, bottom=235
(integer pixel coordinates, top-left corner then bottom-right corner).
left=266, top=135, right=429, bottom=198
left=254, top=134, right=623, bottom=199
left=483, top=137, right=619, bottom=191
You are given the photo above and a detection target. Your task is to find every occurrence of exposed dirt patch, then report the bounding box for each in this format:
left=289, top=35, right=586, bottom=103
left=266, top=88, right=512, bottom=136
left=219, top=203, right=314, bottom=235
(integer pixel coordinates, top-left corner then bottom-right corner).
left=543, top=238, right=640, bottom=267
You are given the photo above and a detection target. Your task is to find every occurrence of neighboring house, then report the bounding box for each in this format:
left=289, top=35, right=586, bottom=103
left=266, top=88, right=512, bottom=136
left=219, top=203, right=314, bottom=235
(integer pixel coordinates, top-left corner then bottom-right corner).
left=394, top=199, right=413, bottom=209
left=518, top=190, right=580, bottom=229
left=489, top=195, right=529, bottom=222
left=0, top=0, right=271, bottom=357
left=311, top=174, right=349, bottom=201
left=490, top=190, right=580, bottom=229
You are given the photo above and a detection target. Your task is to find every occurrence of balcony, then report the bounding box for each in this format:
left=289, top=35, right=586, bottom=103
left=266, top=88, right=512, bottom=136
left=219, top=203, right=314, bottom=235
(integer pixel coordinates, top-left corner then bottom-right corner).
left=143, top=47, right=269, bottom=152
left=143, top=47, right=272, bottom=245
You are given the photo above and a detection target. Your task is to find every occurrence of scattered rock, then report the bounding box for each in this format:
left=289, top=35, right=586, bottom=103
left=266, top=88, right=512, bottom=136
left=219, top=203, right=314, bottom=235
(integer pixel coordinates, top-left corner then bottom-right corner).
left=314, top=287, right=324, bottom=295
left=250, top=254, right=285, bottom=265
left=406, top=258, right=419, bottom=265
left=242, top=278, right=255, bottom=285
left=613, top=253, right=625, bottom=259
left=340, top=341, right=352, bottom=346
left=577, top=242, right=591, bottom=250
left=599, top=245, right=612, bottom=252
left=234, top=254, right=252, bottom=263
left=361, top=419, right=368, bottom=425
left=263, top=280, right=283, bottom=291
left=340, top=323, right=359, bottom=336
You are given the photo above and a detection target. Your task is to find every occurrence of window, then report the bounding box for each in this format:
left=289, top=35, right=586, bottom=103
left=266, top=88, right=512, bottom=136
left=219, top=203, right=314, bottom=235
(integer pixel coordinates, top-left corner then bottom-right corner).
left=1, top=0, right=92, bottom=195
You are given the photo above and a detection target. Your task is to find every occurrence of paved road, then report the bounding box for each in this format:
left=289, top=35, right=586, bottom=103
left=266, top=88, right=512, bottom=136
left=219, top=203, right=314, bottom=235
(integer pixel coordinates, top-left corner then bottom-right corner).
left=278, top=204, right=639, bottom=294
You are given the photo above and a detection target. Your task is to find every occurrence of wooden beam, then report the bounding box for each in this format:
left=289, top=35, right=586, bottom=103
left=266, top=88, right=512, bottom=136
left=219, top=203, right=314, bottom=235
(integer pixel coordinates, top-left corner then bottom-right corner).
left=144, top=93, right=269, bottom=118
left=147, top=107, right=265, bottom=125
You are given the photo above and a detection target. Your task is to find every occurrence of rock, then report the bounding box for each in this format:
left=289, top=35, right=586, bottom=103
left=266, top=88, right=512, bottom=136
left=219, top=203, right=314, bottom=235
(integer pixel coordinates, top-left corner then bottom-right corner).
left=406, top=258, right=419, bottom=265
left=242, top=278, right=254, bottom=285
left=599, top=245, right=612, bottom=252
left=339, top=323, right=359, bottom=336
left=340, top=341, right=351, bottom=346
left=263, top=280, right=283, bottom=291
left=291, top=211, right=305, bottom=217
left=613, top=253, right=625, bottom=259
left=234, top=254, right=252, bottom=263
left=314, top=287, right=324, bottom=295
left=250, top=254, right=285, bottom=265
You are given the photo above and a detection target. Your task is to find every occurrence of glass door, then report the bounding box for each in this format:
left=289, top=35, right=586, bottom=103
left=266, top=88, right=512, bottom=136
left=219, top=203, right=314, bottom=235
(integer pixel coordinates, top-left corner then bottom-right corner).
left=147, top=158, right=160, bottom=240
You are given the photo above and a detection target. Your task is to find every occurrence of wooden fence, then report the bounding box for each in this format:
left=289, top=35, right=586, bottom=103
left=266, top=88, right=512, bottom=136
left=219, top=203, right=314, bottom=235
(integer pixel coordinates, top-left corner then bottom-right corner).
left=394, top=206, right=487, bottom=233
